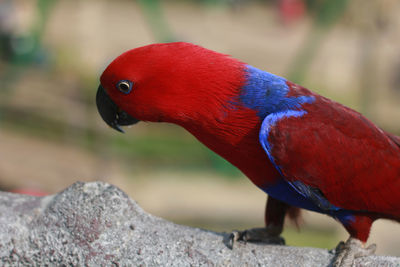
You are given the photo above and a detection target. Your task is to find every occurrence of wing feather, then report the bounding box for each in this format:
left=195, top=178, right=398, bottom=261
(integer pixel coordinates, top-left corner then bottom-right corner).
left=259, top=96, right=400, bottom=216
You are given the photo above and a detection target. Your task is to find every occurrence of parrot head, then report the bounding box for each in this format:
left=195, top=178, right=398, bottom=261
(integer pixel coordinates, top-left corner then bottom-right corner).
left=96, top=42, right=245, bottom=133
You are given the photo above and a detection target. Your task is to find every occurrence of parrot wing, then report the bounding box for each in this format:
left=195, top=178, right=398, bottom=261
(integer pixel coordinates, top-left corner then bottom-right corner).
left=258, top=95, right=400, bottom=216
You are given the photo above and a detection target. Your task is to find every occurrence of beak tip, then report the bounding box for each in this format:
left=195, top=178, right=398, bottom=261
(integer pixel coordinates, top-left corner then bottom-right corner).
left=114, top=125, right=125, bottom=133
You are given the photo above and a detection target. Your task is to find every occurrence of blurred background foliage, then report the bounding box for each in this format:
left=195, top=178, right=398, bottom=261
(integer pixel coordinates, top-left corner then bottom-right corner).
left=0, top=0, right=399, bottom=255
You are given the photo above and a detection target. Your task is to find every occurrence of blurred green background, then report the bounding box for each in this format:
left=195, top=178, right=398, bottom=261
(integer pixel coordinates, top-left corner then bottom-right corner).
left=1, top=0, right=399, bottom=256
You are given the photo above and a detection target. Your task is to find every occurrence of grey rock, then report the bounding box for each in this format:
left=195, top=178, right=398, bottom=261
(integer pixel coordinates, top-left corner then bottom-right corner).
left=0, top=181, right=398, bottom=266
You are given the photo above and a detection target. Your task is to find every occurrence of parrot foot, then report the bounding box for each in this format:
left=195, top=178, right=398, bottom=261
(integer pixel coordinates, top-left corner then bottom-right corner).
left=227, top=227, right=285, bottom=249
left=332, top=237, right=376, bottom=267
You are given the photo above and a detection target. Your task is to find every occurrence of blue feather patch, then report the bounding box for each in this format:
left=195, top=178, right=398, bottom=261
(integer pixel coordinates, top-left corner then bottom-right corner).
left=240, top=65, right=315, bottom=119
left=261, top=178, right=355, bottom=224
left=262, top=179, right=328, bottom=213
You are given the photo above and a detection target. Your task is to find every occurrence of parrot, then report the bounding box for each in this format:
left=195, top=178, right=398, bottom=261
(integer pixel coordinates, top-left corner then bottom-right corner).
left=96, top=42, right=400, bottom=266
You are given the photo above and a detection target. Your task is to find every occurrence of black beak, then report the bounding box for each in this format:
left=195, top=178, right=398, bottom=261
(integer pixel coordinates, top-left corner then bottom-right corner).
left=96, top=85, right=139, bottom=133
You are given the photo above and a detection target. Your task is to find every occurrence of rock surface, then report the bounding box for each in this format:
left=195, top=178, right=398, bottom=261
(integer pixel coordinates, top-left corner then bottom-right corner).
left=0, top=181, right=398, bottom=266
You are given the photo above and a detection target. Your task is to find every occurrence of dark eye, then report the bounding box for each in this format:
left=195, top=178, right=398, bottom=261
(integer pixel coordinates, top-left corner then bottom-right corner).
left=116, top=80, right=133, bottom=94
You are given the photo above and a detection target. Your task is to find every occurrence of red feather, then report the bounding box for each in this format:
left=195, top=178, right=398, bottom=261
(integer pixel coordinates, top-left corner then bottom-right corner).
left=99, top=42, right=400, bottom=243
left=269, top=82, right=400, bottom=216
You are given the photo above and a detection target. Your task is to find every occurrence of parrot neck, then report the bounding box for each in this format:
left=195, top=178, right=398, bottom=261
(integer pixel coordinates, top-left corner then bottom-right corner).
left=181, top=112, right=281, bottom=187
left=172, top=65, right=289, bottom=186
left=173, top=65, right=315, bottom=187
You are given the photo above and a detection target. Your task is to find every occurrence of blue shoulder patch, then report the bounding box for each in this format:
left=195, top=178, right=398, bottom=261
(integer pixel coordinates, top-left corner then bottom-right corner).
left=240, top=65, right=314, bottom=118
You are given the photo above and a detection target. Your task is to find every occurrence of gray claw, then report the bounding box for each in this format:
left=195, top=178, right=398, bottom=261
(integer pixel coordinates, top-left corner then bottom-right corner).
left=227, top=231, right=241, bottom=249
left=227, top=227, right=285, bottom=249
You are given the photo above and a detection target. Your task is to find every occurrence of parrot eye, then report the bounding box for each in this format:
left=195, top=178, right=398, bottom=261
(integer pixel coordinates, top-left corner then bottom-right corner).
left=116, top=80, right=133, bottom=94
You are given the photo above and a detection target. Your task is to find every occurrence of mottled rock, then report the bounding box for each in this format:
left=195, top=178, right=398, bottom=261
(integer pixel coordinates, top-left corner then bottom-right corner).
left=0, top=182, right=398, bottom=266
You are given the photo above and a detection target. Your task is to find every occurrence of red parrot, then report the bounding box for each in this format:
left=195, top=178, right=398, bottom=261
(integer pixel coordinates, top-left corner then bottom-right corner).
left=96, top=42, right=400, bottom=266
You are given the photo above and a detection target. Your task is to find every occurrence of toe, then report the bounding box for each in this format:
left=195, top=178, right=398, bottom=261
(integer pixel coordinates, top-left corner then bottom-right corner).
left=227, top=231, right=241, bottom=249
left=229, top=227, right=285, bottom=245
left=332, top=238, right=376, bottom=267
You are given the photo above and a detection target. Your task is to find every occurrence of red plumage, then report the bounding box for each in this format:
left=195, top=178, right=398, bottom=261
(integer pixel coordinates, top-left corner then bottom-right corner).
left=101, top=43, right=282, bottom=187
left=270, top=81, right=400, bottom=241
left=97, top=42, right=400, bottom=262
